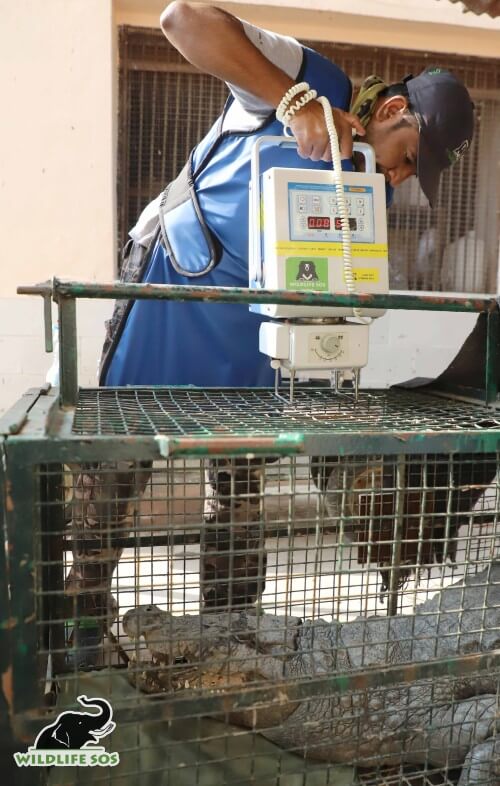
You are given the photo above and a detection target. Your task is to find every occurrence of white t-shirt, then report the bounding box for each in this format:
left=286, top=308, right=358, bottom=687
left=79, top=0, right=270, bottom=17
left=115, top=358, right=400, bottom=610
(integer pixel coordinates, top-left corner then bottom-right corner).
left=130, top=21, right=303, bottom=247
left=223, top=20, right=302, bottom=128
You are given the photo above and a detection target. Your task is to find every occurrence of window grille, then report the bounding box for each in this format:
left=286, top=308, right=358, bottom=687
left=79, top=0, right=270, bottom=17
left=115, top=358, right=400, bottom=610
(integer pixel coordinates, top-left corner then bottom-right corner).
left=118, top=26, right=500, bottom=294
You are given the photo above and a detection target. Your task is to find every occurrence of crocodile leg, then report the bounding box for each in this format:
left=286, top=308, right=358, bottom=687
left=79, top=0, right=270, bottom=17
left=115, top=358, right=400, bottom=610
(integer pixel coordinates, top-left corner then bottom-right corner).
left=418, top=695, right=500, bottom=782
left=458, top=736, right=500, bottom=785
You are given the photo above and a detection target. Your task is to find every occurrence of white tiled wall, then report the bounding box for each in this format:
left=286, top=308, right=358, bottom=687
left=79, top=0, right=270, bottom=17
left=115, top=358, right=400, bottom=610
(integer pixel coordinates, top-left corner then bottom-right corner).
left=0, top=296, right=478, bottom=417
left=0, top=298, right=113, bottom=416
left=361, top=302, right=477, bottom=388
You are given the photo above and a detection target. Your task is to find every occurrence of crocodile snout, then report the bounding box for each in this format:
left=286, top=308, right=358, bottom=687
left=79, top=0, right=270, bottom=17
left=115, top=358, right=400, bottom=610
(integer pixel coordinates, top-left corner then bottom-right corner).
left=123, top=604, right=164, bottom=639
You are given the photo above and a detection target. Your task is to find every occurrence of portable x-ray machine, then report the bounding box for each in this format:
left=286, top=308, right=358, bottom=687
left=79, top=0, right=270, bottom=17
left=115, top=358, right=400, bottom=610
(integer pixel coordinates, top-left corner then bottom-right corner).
left=249, top=100, right=389, bottom=401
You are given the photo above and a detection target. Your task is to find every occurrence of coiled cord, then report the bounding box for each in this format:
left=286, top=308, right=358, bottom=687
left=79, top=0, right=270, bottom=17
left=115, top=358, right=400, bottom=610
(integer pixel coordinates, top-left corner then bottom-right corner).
left=317, top=96, right=367, bottom=322
left=281, top=89, right=369, bottom=322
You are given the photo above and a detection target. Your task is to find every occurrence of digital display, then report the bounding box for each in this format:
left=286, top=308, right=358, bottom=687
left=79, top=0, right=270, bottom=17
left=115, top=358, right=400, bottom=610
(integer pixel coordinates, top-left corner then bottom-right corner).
left=334, top=217, right=357, bottom=231
left=307, top=216, right=330, bottom=229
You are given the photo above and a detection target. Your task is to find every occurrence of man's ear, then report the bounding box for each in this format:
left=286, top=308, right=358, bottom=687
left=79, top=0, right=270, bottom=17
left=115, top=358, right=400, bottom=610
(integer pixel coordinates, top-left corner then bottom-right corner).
left=374, top=95, right=409, bottom=121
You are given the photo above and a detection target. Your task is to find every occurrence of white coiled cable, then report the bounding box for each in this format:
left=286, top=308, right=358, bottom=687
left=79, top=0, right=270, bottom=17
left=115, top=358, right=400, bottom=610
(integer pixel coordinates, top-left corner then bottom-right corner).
left=276, top=81, right=311, bottom=124
left=317, top=96, right=368, bottom=322
left=283, top=92, right=369, bottom=322
left=282, top=89, right=318, bottom=126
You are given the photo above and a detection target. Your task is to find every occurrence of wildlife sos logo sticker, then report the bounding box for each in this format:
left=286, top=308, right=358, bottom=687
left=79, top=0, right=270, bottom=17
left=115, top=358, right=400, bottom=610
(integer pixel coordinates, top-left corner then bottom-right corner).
left=286, top=257, right=328, bottom=290
left=14, top=694, right=120, bottom=768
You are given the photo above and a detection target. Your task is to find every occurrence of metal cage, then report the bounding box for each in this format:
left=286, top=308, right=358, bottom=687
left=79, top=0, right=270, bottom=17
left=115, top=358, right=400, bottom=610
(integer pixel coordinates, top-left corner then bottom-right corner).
left=2, top=282, right=500, bottom=785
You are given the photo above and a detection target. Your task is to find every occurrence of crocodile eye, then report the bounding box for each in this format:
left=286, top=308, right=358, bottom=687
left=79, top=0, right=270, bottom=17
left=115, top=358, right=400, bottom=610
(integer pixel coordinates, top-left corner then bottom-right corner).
left=145, top=605, right=153, bottom=612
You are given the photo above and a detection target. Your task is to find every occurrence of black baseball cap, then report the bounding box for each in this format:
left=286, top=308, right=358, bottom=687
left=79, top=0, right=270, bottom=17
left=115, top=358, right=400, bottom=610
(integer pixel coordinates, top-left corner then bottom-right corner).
left=405, top=67, right=475, bottom=207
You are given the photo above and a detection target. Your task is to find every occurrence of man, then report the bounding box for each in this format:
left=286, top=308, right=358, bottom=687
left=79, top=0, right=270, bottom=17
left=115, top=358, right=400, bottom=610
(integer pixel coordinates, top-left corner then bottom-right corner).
left=66, top=2, right=475, bottom=665
left=100, top=3, right=474, bottom=389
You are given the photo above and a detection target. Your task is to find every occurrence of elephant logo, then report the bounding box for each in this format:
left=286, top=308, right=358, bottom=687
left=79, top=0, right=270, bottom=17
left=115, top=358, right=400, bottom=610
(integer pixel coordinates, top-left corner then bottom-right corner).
left=33, top=695, right=115, bottom=750
left=296, top=261, right=319, bottom=282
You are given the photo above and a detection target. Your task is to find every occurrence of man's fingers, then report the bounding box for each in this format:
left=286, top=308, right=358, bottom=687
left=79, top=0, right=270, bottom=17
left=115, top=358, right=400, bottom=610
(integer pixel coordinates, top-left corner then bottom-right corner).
left=296, top=141, right=313, bottom=159
left=289, top=103, right=366, bottom=163
left=310, top=141, right=328, bottom=162
left=344, top=111, right=366, bottom=137
left=333, top=107, right=366, bottom=137
left=319, top=140, right=332, bottom=162
left=337, top=131, right=353, bottom=159
left=335, top=110, right=367, bottom=159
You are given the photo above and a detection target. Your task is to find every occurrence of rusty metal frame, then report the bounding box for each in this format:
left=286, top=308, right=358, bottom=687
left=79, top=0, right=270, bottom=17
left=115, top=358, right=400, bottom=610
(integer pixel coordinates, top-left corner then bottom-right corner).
left=3, top=382, right=500, bottom=738
left=4, top=280, right=500, bottom=751
left=17, top=279, right=500, bottom=409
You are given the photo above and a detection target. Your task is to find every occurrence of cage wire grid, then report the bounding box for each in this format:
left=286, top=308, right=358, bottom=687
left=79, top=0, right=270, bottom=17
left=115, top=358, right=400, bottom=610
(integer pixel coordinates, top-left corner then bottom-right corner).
left=73, top=387, right=500, bottom=437
left=23, top=430, right=500, bottom=785
left=2, top=381, right=499, bottom=784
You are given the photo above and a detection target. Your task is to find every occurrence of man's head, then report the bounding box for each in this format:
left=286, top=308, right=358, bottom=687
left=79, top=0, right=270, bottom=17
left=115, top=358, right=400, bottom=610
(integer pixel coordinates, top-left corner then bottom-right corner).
left=363, top=68, right=475, bottom=207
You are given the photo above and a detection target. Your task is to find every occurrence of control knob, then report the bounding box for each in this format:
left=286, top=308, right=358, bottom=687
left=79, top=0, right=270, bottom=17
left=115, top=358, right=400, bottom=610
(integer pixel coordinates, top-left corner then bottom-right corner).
left=318, top=334, right=343, bottom=358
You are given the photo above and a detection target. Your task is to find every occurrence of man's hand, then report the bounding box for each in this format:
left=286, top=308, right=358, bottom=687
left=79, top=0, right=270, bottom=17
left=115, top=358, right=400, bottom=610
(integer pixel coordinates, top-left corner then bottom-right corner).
left=288, top=101, right=365, bottom=162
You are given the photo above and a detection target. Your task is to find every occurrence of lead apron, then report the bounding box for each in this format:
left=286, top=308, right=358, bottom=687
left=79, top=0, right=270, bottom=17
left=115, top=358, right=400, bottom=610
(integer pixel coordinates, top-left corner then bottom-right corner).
left=106, top=236, right=279, bottom=387
left=104, top=48, right=354, bottom=388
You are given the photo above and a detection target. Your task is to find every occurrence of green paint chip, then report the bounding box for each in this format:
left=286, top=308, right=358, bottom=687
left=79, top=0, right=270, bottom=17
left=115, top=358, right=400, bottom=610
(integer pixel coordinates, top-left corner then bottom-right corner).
left=336, top=674, right=351, bottom=693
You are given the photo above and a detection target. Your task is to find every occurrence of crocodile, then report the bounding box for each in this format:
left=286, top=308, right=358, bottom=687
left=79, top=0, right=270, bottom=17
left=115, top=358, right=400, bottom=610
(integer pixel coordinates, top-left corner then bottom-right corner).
left=123, top=563, right=500, bottom=784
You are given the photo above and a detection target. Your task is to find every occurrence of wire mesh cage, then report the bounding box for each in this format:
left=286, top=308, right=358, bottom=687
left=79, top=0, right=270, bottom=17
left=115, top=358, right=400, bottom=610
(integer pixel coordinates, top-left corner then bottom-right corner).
left=3, top=382, right=500, bottom=785
left=2, top=283, right=499, bottom=784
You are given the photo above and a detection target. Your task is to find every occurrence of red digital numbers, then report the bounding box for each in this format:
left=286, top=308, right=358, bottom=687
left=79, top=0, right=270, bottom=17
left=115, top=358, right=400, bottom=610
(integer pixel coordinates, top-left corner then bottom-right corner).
left=307, top=216, right=330, bottom=229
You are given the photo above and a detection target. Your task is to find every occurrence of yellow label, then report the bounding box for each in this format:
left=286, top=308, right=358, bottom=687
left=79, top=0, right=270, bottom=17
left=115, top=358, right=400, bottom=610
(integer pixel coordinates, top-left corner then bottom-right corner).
left=348, top=187, right=367, bottom=192
left=276, top=241, right=388, bottom=258
left=344, top=268, right=380, bottom=283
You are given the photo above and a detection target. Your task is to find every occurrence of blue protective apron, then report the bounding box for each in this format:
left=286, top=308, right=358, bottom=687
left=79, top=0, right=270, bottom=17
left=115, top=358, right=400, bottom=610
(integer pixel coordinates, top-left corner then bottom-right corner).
left=104, top=47, right=354, bottom=388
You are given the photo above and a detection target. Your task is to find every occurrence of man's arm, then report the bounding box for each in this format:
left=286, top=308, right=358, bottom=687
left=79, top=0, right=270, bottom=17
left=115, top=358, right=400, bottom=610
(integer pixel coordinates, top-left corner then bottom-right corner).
left=161, top=2, right=297, bottom=111
left=160, top=2, right=364, bottom=161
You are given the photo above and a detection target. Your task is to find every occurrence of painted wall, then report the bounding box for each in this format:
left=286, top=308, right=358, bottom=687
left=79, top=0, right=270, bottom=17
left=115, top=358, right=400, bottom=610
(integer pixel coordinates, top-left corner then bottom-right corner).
left=116, top=0, right=500, bottom=57
left=1, top=0, right=116, bottom=414
left=1, top=0, right=116, bottom=299
left=0, top=299, right=114, bottom=416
